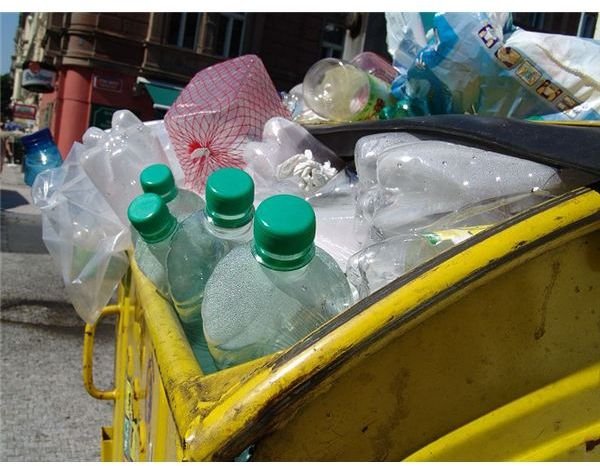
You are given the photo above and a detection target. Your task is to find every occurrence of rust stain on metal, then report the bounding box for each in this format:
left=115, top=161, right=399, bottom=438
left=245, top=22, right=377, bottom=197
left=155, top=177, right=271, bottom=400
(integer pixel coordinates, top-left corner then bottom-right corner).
left=534, top=260, right=561, bottom=340
left=513, top=240, right=527, bottom=250
left=585, top=438, right=600, bottom=452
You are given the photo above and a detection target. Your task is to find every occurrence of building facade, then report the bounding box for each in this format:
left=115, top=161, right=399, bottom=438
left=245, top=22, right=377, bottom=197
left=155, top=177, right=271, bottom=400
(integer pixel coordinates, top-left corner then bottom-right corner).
left=10, top=12, right=386, bottom=157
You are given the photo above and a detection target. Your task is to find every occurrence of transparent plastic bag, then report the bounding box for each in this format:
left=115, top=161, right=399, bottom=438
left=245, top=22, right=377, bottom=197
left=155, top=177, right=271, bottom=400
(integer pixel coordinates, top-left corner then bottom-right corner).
left=32, top=143, right=131, bottom=324
left=80, top=110, right=171, bottom=225
left=243, top=117, right=361, bottom=269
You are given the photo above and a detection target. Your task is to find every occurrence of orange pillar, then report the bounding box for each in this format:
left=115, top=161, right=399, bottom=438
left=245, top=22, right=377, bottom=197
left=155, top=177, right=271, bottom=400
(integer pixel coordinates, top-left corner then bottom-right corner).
left=54, top=67, right=91, bottom=158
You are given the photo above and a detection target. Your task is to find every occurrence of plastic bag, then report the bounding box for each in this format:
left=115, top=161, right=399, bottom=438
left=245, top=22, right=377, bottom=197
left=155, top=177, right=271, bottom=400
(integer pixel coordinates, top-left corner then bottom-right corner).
left=80, top=110, right=171, bottom=225
left=32, top=143, right=131, bottom=324
left=31, top=116, right=183, bottom=324
left=385, top=12, right=429, bottom=73
left=389, top=12, right=600, bottom=120
left=164, top=55, right=291, bottom=193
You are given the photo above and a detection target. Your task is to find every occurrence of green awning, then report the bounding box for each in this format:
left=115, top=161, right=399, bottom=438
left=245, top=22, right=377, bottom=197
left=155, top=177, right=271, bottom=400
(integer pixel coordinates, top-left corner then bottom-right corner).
left=143, top=82, right=182, bottom=110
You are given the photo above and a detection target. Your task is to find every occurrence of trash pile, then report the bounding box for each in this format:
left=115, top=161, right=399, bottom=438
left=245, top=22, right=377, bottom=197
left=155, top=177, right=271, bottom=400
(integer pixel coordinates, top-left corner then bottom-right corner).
left=30, top=13, right=598, bottom=373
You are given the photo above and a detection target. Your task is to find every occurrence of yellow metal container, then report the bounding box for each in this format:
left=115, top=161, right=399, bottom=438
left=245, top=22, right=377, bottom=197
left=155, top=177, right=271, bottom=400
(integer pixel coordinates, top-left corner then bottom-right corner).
left=83, top=186, right=600, bottom=461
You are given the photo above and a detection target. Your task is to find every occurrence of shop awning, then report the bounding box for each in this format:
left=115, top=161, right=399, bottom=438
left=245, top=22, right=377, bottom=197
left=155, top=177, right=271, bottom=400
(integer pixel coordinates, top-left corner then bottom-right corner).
left=138, top=78, right=183, bottom=111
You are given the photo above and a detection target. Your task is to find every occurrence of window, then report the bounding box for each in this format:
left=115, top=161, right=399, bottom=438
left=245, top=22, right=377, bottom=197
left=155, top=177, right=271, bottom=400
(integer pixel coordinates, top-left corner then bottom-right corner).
left=512, top=12, right=597, bottom=38
left=214, top=13, right=245, bottom=58
left=321, top=21, right=345, bottom=59
left=166, top=13, right=201, bottom=49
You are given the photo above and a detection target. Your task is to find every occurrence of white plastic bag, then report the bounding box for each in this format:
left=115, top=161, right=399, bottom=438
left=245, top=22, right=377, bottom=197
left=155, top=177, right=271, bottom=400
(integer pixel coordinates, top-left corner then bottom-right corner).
left=389, top=13, right=600, bottom=120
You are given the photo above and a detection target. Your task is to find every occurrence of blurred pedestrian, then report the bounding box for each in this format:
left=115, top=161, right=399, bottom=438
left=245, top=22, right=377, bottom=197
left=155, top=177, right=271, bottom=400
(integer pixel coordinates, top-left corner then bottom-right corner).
left=0, top=121, right=5, bottom=172
left=5, top=131, right=16, bottom=165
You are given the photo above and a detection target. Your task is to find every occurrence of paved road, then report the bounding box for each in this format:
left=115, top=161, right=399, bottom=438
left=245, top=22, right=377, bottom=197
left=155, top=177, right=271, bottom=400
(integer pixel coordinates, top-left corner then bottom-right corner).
left=1, top=164, right=114, bottom=461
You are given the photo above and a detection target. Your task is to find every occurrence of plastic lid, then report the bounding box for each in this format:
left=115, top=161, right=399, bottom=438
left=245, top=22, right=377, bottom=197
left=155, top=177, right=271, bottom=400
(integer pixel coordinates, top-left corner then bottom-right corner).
left=127, top=193, right=177, bottom=244
left=140, top=164, right=178, bottom=203
left=253, top=194, right=316, bottom=271
left=205, top=168, right=254, bottom=228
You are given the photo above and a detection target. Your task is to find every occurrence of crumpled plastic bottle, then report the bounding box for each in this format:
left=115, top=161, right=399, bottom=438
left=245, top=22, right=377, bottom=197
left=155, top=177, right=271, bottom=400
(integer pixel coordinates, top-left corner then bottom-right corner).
left=359, top=140, right=564, bottom=241
left=79, top=110, right=171, bottom=225
left=347, top=190, right=557, bottom=297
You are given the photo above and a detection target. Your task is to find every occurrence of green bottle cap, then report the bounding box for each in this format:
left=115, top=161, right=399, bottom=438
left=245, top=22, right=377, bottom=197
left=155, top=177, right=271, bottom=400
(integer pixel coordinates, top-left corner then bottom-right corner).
left=127, top=193, right=177, bottom=244
left=253, top=194, right=316, bottom=271
left=205, top=168, right=255, bottom=228
left=140, top=164, right=178, bottom=203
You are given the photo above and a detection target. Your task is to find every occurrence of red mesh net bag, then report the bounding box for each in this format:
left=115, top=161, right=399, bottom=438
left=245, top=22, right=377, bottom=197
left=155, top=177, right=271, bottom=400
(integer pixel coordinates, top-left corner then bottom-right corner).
left=164, top=55, right=291, bottom=192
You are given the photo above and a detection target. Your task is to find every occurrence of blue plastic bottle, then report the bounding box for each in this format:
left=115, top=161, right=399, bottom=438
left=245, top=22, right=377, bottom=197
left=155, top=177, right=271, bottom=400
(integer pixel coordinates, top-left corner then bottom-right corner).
left=22, top=128, right=63, bottom=186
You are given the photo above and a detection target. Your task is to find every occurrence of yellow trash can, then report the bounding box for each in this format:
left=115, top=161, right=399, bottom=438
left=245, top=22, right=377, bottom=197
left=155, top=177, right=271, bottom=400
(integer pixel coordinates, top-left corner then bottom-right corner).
left=81, top=182, right=600, bottom=461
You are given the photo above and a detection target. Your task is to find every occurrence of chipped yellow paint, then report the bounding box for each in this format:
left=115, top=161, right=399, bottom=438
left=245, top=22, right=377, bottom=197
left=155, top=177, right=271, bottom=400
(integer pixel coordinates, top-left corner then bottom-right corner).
left=91, top=187, right=600, bottom=461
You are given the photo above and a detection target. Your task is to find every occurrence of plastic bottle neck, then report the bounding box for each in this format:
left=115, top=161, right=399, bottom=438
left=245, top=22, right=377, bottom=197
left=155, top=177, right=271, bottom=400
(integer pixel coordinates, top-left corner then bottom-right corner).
left=165, top=186, right=179, bottom=203
left=203, top=211, right=253, bottom=242
left=252, top=243, right=315, bottom=272
left=144, top=224, right=178, bottom=263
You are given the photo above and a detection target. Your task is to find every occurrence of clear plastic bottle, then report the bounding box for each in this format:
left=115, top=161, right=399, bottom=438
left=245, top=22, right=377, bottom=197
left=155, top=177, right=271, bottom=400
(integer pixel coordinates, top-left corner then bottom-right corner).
left=347, top=190, right=558, bottom=297
left=201, top=194, right=354, bottom=370
left=127, top=193, right=177, bottom=298
left=166, top=168, right=255, bottom=374
left=362, top=140, right=563, bottom=240
left=21, top=128, right=63, bottom=186
left=346, top=227, right=486, bottom=299
left=140, top=163, right=204, bottom=222
left=302, top=58, right=394, bottom=122
left=350, top=51, right=399, bottom=84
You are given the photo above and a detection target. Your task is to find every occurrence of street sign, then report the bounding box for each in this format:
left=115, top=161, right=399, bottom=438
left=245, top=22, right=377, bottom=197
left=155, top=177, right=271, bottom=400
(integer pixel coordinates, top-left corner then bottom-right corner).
left=13, top=103, right=37, bottom=120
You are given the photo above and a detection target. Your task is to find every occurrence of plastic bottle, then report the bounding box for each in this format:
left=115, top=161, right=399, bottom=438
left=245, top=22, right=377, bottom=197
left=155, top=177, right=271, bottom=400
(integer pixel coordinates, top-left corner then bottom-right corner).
left=350, top=51, right=399, bottom=84
left=166, top=167, right=255, bottom=374
left=21, top=128, right=63, bottom=186
left=363, top=140, right=563, bottom=240
left=127, top=193, right=177, bottom=298
left=346, top=227, right=486, bottom=298
left=302, top=58, right=395, bottom=122
left=140, top=163, right=204, bottom=222
left=347, top=190, right=558, bottom=297
left=201, top=194, right=354, bottom=370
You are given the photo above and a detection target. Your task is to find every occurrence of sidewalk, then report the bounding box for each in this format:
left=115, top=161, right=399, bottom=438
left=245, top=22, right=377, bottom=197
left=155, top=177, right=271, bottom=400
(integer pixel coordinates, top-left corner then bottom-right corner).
left=1, top=163, right=114, bottom=461
left=1, top=163, right=79, bottom=325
